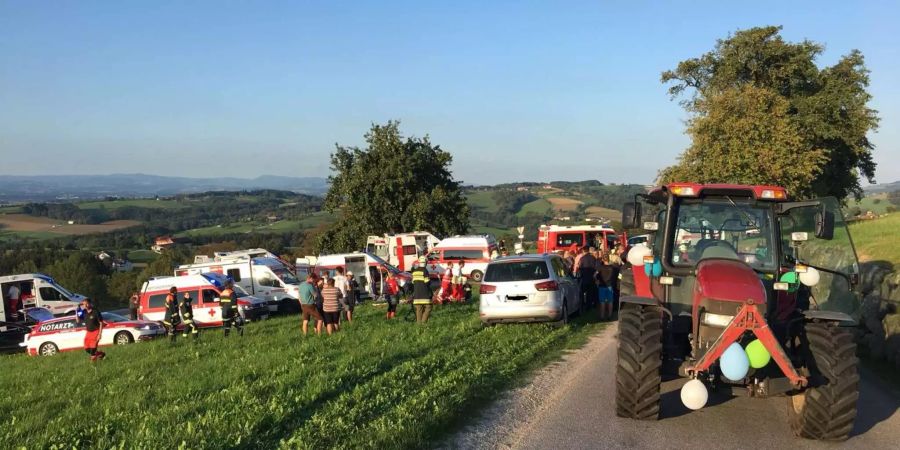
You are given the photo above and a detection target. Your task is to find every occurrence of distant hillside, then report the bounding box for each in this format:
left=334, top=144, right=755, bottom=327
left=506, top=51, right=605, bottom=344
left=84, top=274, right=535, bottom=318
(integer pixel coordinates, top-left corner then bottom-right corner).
left=864, top=181, right=900, bottom=194
left=0, top=174, right=329, bottom=202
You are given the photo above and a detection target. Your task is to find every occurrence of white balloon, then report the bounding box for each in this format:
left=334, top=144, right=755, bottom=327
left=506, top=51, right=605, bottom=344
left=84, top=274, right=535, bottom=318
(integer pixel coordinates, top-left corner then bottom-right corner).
left=799, top=267, right=820, bottom=287
left=681, top=379, right=709, bottom=410
left=627, top=244, right=652, bottom=266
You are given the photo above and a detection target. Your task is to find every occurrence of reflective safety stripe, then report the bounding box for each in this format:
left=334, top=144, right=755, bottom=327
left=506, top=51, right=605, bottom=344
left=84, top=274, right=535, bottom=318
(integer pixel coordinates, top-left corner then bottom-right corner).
left=413, top=299, right=431, bottom=305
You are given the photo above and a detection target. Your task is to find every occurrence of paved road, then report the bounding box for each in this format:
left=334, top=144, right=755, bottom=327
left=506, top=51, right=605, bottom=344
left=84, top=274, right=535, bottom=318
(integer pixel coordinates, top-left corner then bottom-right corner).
left=447, top=324, right=900, bottom=450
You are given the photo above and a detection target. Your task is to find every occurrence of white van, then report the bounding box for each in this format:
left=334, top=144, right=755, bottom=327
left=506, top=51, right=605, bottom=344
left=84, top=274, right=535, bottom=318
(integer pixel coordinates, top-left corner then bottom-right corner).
left=312, top=252, right=411, bottom=299
left=425, top=235, right=498, bottom=282
left=1, top=273, right=86, bottom=318
left=140, top=273, right=269, bottom=325
left=175, top=256, right=301, bottom=313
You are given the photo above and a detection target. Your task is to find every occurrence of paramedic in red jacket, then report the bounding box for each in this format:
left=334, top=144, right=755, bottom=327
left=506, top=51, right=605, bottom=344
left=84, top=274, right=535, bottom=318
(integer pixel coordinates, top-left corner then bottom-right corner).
left=81, top=299, right=106, bottom=361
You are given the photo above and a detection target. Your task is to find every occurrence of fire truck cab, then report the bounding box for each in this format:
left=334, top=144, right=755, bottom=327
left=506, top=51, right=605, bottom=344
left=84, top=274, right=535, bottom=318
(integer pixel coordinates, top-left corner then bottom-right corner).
left=365, top=232, right=441, bottom=272
left=536, top=224, right=621, bottom=254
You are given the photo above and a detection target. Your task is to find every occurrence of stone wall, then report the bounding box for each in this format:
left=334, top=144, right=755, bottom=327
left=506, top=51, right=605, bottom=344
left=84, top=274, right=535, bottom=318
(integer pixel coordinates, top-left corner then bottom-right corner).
left=856, top=261, right=900, bottom=368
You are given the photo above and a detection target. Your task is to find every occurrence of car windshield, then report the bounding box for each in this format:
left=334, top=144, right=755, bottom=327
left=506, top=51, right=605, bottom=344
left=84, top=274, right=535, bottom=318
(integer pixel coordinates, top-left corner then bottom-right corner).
left=234, top=285, right=250, bottom=298
left=273, top=268, right=299, bottom=285
left=670, top=199, right=776, bottom=271
left=102, top=312, right=129, bottom=323
left=484, top=261, right=550, bottom=282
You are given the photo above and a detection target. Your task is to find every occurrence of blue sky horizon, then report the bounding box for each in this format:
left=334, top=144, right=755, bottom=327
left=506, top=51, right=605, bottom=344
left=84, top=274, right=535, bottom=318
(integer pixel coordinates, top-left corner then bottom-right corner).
left=1, top=1, right=898, bottom=186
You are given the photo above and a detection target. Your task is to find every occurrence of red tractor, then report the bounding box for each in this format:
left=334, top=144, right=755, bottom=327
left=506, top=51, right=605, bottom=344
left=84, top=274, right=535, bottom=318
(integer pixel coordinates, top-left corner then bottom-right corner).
left=617, top=183, right=860, bottom=441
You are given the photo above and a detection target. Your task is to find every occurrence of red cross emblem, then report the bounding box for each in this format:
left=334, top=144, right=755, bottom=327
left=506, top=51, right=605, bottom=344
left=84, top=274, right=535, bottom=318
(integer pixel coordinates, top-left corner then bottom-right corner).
left=208, top=308, right=216, bottom=317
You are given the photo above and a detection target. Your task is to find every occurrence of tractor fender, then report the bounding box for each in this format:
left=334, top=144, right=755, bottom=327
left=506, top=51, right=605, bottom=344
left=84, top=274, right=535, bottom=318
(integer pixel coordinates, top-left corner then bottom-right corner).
left=803, top=310, right=855, bottom=324
left=620, top=296, right=658, bottom=307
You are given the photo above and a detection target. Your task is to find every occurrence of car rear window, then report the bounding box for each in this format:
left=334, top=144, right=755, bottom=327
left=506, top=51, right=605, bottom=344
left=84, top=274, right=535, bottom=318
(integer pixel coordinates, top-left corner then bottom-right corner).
left=484, top=261, right=550, bottom=282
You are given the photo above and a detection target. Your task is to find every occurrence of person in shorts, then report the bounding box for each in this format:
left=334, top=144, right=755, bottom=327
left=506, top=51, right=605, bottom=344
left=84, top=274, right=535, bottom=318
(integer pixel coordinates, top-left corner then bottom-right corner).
left=342, top=272, right=357, bottom=323
left=596, top=254, right=616, bottom=321
left=384, top=272, right=400, bottom=319
left=320, top=278, right=343, bottom=335
left=299, top=275, right=323, bottom=335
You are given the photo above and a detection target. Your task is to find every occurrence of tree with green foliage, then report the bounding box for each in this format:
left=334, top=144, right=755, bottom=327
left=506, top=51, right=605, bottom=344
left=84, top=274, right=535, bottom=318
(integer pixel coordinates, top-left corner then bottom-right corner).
left=317, top=121, right=470, bottom=253
left=45, top=252, right=109, bottom=304
left=660, top=26, right=878, bottom=200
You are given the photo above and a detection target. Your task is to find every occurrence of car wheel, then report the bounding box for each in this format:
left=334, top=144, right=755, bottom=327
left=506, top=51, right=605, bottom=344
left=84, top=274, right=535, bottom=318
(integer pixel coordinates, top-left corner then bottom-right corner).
left=470, top=270, right=484, bottom=282
left=39, top=342, right=59, bottom=356
left=114, top=331, right=134, bottom=345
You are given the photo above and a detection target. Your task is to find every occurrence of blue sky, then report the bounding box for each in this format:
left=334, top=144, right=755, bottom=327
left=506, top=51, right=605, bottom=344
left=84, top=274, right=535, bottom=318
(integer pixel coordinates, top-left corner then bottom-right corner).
left=1, top=1, right=897, bottom=185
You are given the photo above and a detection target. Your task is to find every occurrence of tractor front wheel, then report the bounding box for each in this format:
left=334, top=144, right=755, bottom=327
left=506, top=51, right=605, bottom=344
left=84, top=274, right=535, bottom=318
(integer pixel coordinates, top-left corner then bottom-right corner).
left=615, top=303, right=662, bottom=420
left=789, top=322, right=859, bottom=441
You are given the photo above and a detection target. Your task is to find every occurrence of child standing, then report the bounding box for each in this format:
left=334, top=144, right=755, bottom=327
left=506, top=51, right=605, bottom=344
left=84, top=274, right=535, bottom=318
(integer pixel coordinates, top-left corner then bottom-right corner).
left=595, top=254, right=616, bottom=321
left=385, top=272, right=400, bottom=319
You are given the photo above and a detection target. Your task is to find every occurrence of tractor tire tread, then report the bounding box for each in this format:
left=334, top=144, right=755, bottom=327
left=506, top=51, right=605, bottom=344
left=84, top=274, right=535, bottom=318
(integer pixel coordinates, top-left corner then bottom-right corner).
left=615, top=303, right=662, bottom=420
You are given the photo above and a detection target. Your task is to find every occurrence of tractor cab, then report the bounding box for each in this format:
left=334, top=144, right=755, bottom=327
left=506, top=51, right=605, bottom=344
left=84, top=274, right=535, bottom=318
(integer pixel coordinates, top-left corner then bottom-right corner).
left=616, top=183, right=862, bottom=441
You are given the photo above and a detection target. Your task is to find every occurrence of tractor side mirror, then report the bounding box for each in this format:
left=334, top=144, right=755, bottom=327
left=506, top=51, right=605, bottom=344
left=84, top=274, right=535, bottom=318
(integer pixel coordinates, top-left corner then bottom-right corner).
left=814, top=207, right=834, bottom=240
left=622, top=202, right=641, bottom=229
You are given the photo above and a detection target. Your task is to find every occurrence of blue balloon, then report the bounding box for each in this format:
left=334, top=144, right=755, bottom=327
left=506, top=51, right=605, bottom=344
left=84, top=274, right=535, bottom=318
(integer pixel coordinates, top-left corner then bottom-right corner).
left=651, top=260, right=663, bottom=277
left=720, top=342, right=750, bottom=381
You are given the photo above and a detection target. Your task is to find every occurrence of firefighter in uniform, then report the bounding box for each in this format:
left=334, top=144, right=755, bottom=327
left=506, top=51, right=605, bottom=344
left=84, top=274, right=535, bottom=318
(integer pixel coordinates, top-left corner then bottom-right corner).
left=179, top=291, right=199, bottom=340
left=411, top=257, right=432, bottom=323
left=163, top=287, right=180, bottom=343
left=220, top=279, right=243, bottom=337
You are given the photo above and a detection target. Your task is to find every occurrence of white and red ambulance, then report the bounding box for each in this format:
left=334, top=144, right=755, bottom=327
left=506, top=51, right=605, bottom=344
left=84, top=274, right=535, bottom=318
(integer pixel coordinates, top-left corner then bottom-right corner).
left=139, top=273, right=269, bottom=327
left=23, top=311, right=166, bottom=356
left=424, top=235, right=497, bottom=282
left=311, top=252, right=411, bottom=298
left=365, top=232, right=441, bottom=272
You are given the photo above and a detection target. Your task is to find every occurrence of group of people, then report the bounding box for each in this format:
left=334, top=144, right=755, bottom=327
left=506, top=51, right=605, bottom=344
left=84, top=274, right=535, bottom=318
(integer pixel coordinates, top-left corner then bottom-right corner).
left=438, top=260, right=468, bottom=303
left=159, top=279, right=243, bottom=342
left=565, top=244, right=624, bottom=321
left=298, top=257, right=439, bottom=333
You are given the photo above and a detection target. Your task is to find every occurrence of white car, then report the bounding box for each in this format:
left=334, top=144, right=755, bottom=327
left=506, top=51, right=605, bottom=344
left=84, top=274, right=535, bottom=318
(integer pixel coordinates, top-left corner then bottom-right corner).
left=478, top=254, right=581, bottom=325
left=23, top=311, right=166, bottom=356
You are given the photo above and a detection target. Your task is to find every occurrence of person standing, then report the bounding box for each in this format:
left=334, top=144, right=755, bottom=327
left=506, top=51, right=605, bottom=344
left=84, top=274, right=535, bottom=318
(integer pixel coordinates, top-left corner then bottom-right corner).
left=411, top=258, right=432, bottom=323
left=299, top=274, right=323, bottom=336
left=452, top=260, right=465, bottom=302
left=342, top=272, right=357, bottom=323
left=596, top=255, right=616, bottom=320
left=320, top=278, right=342, bottom=335
left=384, top=272, right=400, bottom=319
left=220, top=280, right=243, bottom=337
left=81, top=299, right=106, bottom=361
left=5, top=283, right=20, bottom=321
left=574, top=247, right=598, bottom=310
left=163, top=287, right=180, bottom=343
left=179, top=291, right=199, bottom=340
left=440, top=262, right=454, bottom=304
left=128, top=291, right=140, bottom=321
left=333, top=267, right=349, bottom=324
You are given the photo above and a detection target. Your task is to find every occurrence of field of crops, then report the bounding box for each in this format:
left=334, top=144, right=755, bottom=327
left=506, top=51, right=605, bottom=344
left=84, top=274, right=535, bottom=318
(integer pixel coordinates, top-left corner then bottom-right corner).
left=850, top=213, right=899, bottom=265
left=0, top=303, right=604, bottom=449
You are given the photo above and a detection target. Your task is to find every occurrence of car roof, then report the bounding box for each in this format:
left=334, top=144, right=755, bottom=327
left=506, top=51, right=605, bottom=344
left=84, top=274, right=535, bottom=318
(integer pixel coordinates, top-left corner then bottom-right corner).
left=489, top=253, right=554, bottom=263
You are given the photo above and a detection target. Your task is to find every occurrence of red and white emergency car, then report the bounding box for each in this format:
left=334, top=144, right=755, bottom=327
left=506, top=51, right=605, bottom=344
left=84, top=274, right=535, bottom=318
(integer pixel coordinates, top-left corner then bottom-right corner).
left=139, top=273, right=269, bottom=327
left=536, top=224, right=624, bottom=254
left=311, top=252, right=412, bottom=298
left=425, top=235, right=497, bottom=282
left=23, top=311, right=166, bottom=356
left=365, top=232, right=441, bottom=271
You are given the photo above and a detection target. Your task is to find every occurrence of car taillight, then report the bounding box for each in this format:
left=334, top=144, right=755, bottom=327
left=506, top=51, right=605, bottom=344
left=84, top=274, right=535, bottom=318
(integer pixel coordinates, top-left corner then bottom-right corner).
left=480, top=284, right=496, bottom=294
left=535, top=281, right=559, bottom=291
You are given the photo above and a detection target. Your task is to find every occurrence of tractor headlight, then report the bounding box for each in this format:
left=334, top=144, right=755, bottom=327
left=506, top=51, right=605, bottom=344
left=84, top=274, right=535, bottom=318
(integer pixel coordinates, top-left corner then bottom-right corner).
left=700, top=312, right=734, bottom=328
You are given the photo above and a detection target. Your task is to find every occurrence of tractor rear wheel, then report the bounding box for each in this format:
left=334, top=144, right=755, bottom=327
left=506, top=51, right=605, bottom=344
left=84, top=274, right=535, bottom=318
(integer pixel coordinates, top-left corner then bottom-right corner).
left=790, top=322, right=859, bottom=441
left=615, top=303, right=662, bottom=420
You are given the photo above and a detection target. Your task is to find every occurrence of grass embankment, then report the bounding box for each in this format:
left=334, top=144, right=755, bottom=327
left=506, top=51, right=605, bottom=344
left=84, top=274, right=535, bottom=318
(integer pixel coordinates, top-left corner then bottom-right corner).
left=850, top=213, right=899, bottom=265
left=0, top=303, right=604, bottom=449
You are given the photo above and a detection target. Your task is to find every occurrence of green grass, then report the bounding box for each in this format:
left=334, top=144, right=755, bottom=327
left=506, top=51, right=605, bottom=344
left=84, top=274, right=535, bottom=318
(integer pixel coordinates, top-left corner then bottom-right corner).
left=126, top=249, right=159, bottom=264
left=466, top=191, right=499, bottom=212
left=0, top=205, right=23, bottom=214
left=177, top=222, right=257, bottom=237
left=0, top=230, right=63, bottom=242
left=850, top=213, right=900, bottom=265
left=0, top=304, right=605, bottom=449
left=517, top=198, right=552, bottom=217
left=847, top=194, right=893, bottom=216
left=78, top=198, right=187, bottom=210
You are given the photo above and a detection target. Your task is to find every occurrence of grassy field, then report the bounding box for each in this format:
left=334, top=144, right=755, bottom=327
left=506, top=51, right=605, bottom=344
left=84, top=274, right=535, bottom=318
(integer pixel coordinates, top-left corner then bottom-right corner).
left=466, top=191, right=499, bottom=212
left=850, top=213, right=899, bottom=265
left=848, top=193, right=893, bottom=216
left=546, top=197, right=583, bottom=212
left=0, top=303, right=604, bottom=449
left=517, top=198, right=552, bottom=216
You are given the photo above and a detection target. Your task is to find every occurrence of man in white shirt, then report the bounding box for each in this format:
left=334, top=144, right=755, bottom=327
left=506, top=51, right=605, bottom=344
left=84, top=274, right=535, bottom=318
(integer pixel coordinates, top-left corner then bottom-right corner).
left=5, top=284, right=21, bottom=320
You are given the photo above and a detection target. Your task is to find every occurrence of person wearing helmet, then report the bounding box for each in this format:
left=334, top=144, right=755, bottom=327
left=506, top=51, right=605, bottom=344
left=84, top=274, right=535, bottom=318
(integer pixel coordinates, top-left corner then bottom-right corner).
left=179, top=291, right=199, bottom=340
left=163, top=287, right=180, bottom=343
left=220, top=279, right=243, bottom=337
left=411, top=256, right=432, bottom=323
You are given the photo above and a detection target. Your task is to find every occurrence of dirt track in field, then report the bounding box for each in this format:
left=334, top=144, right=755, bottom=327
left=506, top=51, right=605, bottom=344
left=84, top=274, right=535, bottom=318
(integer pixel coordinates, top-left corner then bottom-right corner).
left=0, top=214, right=140, bottom=235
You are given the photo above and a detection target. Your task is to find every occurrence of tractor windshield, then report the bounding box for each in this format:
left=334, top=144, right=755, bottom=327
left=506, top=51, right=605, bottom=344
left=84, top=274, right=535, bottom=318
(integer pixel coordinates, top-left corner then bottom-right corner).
left=670, top=198, right=776, bottom=271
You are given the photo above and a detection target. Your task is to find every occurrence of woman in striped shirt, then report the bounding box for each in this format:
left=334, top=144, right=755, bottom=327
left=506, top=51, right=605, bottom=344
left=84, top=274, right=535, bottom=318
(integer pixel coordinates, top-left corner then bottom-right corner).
left=320, top=278, right=343, bottom=335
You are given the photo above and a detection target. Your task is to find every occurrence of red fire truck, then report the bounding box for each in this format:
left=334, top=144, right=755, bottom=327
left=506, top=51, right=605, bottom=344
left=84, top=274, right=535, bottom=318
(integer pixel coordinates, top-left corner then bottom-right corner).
left=536, top=224, right=624, bottom=253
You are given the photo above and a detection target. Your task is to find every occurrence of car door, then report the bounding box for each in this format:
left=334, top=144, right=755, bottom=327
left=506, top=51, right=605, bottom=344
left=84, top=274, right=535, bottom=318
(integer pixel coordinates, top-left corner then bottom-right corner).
left=552, top=257, right=578, bottom=312
left=199, top=289, right=223, bottom=325
left=0, top=322, right=29, bottom=353
left=43, top=318, right=82, bottom=351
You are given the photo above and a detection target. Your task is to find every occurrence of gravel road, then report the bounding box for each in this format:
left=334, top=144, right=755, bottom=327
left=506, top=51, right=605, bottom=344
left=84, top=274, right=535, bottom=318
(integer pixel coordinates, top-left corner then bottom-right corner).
left=444, top=323, right=900, bottom=450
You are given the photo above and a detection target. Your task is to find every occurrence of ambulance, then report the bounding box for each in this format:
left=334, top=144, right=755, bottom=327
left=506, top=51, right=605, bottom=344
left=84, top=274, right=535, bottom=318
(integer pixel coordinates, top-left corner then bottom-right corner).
left=365, top=232, right=441, bottom=271
left=424, top=235, right=498, bottom=282
left=535, top=224, right=624, bottom=254
left=175, top=253, right=302, bottom=313
left=139, top=273, right=269, bottom=326
left=23, top=311, right=166, bottom=356
left=1, top=273, right=86, bottom=318
left=310, top=252, right=411, bottom=299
